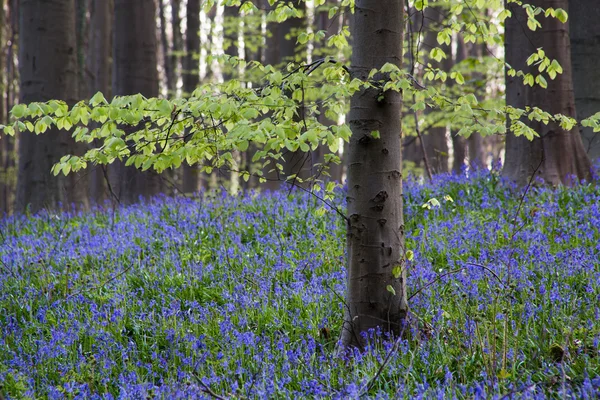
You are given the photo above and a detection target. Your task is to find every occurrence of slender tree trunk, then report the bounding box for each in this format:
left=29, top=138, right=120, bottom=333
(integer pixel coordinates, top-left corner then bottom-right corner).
left=0, top=0, right=7, bottom=214
left=17, top=0, right=88, bottom=213
left=87, top=0, right=112, bottom=205
left=260, top=0, right=282, bottom=191
left=420, top=6, right=448, bottom=173
left=450, top=35, right=466, bottom=174
left=569, top=0, right=600, bottom=161
left=278, top=1, right=309, bottom=187
left=158, top=0, right=175, bottom=96
left=171, top=0, right=182, bottom=96
left=2, top=0, right=17, bottom=214
left=182, top=0, right=202, bottom=193
left=316, top=0, right=342, bottom=182
left=112, top=0, right=162, bottom=204
left=467, top=42, right=486, bottom=168
left=503, top=0, right=591, bottom=186
left=75, top=0, right=88, bottom=99
left=342, top=0, right=407, bottom=350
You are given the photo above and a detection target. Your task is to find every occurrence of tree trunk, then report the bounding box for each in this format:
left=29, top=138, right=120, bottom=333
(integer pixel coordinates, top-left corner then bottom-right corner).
left=87, top=0, right=112, bottom=205
left=316, top=0, right=342, bottom=182
left=569, top=0, right=600, bottom=161
left=17, top=0, right=88, bottom=213
left=342, top=0, right=407, bottom=350
left=467, top=42, right=486, bottom=168
left=158, top=0, right=175, bottom=96
left=450, top=35, right=466, bottom=174
left=182, top=0, right=202, bottom=193
left=420, top=6, right=448, bottom=173
left=171, top=0, right=183, bottom=96
left=112, top=0, right=163, bottom=204
left=503, top=0, right=591, bottom=186
left=75, top=0, right=88, bottom=99
left=278, top=1, right=309, bottom=188
left=0, top=0, right=7, bottom=214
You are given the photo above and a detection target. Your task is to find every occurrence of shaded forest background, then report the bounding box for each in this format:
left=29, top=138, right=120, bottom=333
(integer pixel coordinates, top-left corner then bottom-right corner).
left=0, top=0, right=598, bottom=214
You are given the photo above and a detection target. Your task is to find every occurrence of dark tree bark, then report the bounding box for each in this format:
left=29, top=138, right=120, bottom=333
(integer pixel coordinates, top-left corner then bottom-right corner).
left=316, top=0, right=342, bottom=182
left=182, top=0, right=202, bottom=193
left=503, top=0, right=592, bottom=186
left=0, top=0, right=7, bottom=214
left=467, top=42, right=486, bottom=168
left=450, top=35, right=466, bottom=174
left=569, top=0, right=600, bottom=161
left=171, top=0, right=183, bottom=95
left=279, top=1, right=309, bottom=188
left=86, top=0, right=112, bottom=205
left=420, top=6, right=448, bottom=173
left=342, top=0, right=407, bottom=349
left=112, top=0, right=163, bottom=204
left=17, top=0, right=88, bottom=213
left=1, top=0, right=18, bottom=214
left=75, top=0, right=88, bottom=99
left=158, top=0, right=175, bottom=95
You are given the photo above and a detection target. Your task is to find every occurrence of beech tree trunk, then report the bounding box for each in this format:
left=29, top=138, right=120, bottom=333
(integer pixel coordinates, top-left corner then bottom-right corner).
left=421, top=6, right=448, bottom=173
left=316, top=0, right=342, bottom=182
left=450, top=35, right=466, bottom=174
left=569, top=0, right=600, bottom=161
left=279, top=1, right=309, bottom=187
left=503, top=0, right=591, bottom=186
left=112, top=0, right=163, bottom=204
left=87, top=0, right=112, bottom=204
left=182, top=0, right=202, bottom=193
left=467, top=42, right=486, bottom=168
left=342, top=0, right=407, bottom=349
left=17, top=0, right=88, bottom=213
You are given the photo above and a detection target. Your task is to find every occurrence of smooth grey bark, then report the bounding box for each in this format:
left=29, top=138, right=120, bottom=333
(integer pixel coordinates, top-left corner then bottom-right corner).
left=503, top=0, right=592, bottom=186
left=569, top=0, right=600, bottom=161
left=342, top=0, right=407, bottom=349
left=182, top=0, right=202, bottom=193
left=87, top=0, right=112, bottom=205
left=112, top=0, right=163, bottom=204
left=17, top=0, right=88, bottom=213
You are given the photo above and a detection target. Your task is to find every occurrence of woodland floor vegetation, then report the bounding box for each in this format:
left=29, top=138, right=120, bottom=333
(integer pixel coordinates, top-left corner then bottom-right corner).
left=1, top=168, right=600, bottom=399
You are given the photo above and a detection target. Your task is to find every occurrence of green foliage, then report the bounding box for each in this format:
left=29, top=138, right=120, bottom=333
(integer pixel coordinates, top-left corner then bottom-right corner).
left=0, top=0, right=593, bottom=185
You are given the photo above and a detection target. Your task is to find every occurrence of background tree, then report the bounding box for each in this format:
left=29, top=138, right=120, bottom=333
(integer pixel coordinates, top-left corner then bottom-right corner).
left=16, top=0, right=88, bottom=213
left=569, top=0, right=600, bottom=161
left=111, top=0, right=163, bottom=203
left=503, top=0, right=592, bottom=186
left=86, top=0, right=113, bottom=204
left=182, top=0, right=202, bottom=193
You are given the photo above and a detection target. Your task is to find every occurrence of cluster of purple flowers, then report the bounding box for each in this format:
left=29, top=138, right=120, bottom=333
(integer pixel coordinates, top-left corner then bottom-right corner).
left=0, top=168, right=599, bottom=399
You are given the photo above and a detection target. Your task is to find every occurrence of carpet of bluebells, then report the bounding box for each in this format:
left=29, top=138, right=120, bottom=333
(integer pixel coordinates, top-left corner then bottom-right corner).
left=1, top=168, right=600, bottom=399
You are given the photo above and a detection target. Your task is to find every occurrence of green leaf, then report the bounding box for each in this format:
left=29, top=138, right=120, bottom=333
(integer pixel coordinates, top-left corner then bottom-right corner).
left=386, top=285, right=396, bottom=296
left=554, top=8, right=568, bottom=23
left=392, top=265, right=403, bottom=279
left=11, top=104, right=27, bottom=118
left=89, top=91, right=108, bottom=106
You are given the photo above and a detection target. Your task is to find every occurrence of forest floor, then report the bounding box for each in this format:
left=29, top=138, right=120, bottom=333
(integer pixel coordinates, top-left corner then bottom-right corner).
left=1, top=167, right=599, bottom=399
